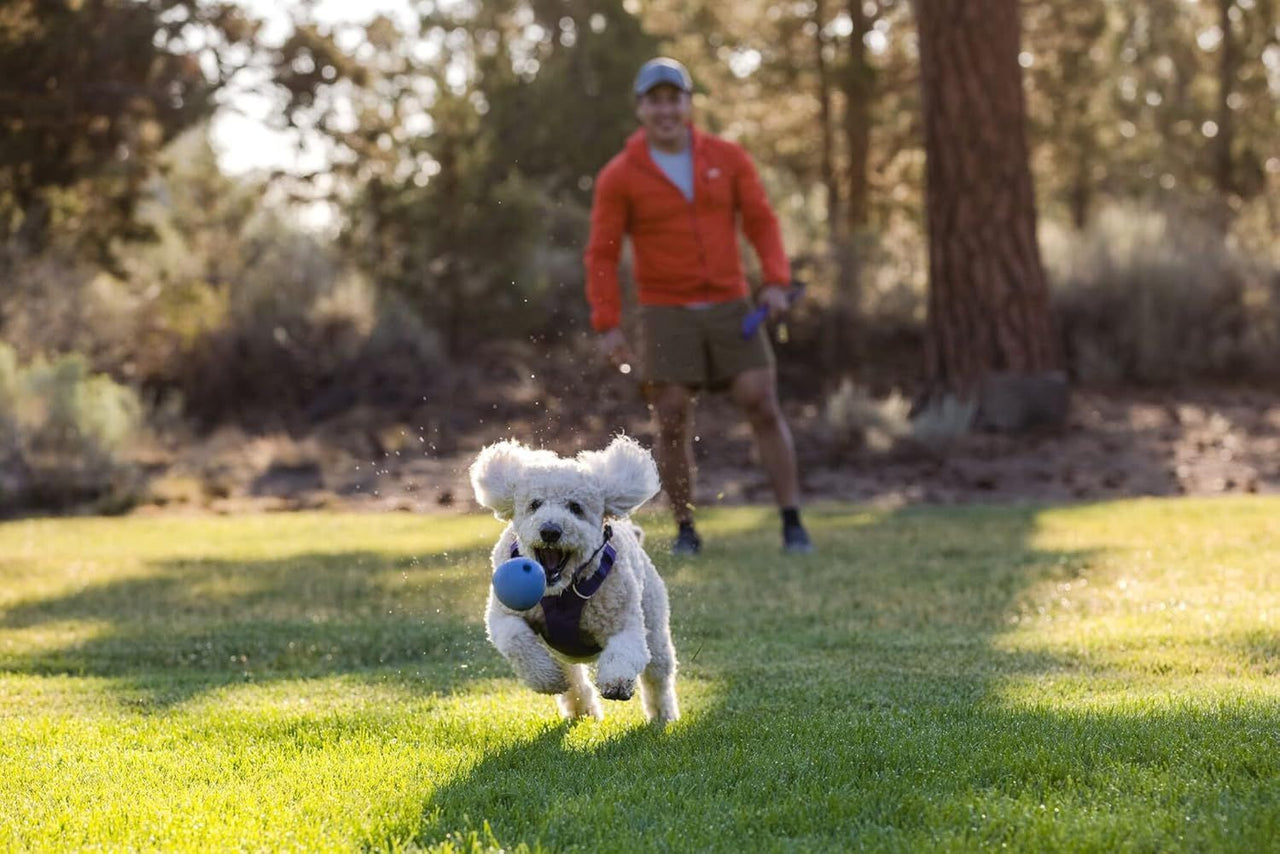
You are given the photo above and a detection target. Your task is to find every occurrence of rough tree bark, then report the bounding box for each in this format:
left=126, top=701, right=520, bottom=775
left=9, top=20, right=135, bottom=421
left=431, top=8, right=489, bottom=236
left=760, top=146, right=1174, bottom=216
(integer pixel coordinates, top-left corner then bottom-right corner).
left=913, top=0, right=1067, bottom=432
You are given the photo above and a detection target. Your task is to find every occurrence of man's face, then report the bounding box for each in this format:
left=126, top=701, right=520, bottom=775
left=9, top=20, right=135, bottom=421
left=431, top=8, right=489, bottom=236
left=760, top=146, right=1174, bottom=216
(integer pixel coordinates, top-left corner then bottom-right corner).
left=636, top=84, right=691, bottom=149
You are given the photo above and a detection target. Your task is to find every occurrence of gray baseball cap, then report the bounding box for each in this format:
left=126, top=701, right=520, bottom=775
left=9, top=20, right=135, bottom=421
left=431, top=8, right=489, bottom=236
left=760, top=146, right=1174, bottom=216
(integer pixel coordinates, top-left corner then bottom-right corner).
left=634, top=57, right=693, bottom=96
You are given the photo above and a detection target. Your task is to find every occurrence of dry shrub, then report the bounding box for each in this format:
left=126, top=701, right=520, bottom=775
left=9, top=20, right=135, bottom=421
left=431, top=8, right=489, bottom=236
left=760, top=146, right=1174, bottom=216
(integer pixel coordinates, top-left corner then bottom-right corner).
left=858, top=214, right=930, bottom=326
left=0, top=343, right=143, bottom=512
left=175, top=273, right=446, bottom=430
left=822, top=380, right=913, bottom=453
left=0, top=243, right=148, bottom=374
left=1045, top=204, right=1280, bottom=385
left=908, top=393, right=979, bottom=448
left=1, top=225, right=447, bottom=434
left=823, top=378, right=986, bottom=455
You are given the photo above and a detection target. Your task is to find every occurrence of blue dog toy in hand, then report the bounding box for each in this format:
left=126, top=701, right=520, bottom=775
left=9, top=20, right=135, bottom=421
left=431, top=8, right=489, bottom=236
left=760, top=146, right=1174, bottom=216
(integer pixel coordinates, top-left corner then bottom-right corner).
left=492, top=557, right=547, bottom=610
left=741, top=281, right=806, bottom=339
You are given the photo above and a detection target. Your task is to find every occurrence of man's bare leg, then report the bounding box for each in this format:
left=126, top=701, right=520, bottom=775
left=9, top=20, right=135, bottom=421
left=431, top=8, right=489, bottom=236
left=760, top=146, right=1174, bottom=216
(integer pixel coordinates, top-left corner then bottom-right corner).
left=729, top=367, right=799, bottom=507
left=650, top=381, right=697, bottom=524
left=730, top=367, right=812, bottom=551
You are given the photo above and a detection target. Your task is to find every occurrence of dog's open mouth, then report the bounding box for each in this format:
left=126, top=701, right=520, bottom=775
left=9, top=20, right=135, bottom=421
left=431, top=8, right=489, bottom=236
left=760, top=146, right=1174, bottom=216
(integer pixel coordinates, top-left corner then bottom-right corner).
left=534, top=547, right=573, bottom=583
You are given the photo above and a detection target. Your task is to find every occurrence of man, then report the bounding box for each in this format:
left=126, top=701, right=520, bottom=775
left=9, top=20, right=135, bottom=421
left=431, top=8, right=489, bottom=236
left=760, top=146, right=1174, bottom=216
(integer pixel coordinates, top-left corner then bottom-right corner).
left=583, top=57, right=813, bottom=556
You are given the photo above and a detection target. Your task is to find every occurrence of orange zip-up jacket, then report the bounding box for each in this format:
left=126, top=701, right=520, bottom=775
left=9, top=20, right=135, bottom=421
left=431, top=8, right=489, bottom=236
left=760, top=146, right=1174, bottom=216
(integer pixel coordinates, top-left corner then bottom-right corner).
left=583, top=126, right=790, bottom=333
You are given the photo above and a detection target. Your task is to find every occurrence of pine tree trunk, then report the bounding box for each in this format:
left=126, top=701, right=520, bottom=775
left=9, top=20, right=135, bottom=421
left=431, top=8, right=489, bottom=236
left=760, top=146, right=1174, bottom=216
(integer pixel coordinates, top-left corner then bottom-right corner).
left=1213, top=0, right=1238, bottom=230
left=814, top=0, right=847, bottom=375
left=814, top=0, right=840, bottom=243
left=820, top=0, right=875, bottom=375
left=913, top=0, right=1065, bottom=431
left=843, top=0, right=873, bottom=234
left=814, top=0, right=857, bottom=375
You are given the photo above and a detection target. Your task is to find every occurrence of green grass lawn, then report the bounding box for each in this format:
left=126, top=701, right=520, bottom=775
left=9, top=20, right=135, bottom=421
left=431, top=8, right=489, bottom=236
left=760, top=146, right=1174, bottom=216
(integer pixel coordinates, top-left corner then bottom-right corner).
left=1, top=498, right=1277, bottom=852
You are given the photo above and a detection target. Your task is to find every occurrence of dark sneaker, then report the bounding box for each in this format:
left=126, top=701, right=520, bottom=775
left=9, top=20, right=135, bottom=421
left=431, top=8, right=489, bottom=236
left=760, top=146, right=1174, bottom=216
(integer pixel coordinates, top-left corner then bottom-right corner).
left=783, top=522, right=813, bottom=554
left=671, top=523, right=702, bottom=556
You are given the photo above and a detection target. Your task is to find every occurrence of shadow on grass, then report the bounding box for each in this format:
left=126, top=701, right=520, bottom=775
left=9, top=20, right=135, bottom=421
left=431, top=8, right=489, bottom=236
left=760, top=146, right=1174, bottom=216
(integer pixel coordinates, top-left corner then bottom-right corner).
left=2, top=503, right=1275, bottom=848
left=409, top=503, right=1280, bottom=851
left=409, top=691, right=1279, bottom=851
left=0, top=545, right=503, bottom=707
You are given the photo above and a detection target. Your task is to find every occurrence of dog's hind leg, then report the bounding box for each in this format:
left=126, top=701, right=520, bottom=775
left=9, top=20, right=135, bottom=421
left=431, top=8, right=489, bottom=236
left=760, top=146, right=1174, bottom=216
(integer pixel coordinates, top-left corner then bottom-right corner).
left=640, top=641, right=679, bottom=723
left=557, top=663, right=603, bottom=721
left=639, top=577, right=680, bottom=723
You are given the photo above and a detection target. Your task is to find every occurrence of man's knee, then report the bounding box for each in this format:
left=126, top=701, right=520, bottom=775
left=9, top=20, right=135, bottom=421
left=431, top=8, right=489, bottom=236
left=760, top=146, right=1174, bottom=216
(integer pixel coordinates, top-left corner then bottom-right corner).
left=732, top=371, right=782, bottom=424
left=652, top=385, right=692, bottom=425
left=742, top=398, right=784, bottom=431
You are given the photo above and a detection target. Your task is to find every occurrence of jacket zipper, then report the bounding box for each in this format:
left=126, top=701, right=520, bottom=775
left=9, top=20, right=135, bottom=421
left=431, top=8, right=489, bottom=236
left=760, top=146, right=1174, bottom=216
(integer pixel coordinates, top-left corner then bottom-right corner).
left=641, top=141, right=711, bottom=296
left=688, top=140, right=710, bottom=297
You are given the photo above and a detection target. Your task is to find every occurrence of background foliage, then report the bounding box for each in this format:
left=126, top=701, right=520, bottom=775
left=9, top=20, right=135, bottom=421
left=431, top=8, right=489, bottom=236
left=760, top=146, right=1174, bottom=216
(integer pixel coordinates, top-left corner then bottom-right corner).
left=0, top=0, right=1277, bottom=509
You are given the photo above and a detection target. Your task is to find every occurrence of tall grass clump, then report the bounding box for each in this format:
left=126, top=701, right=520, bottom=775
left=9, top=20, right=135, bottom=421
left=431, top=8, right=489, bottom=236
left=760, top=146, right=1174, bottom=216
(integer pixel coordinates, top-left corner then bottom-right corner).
left=1045, top=203, right=1280, bottom=385
left=0, top=343, right=143, bottom=512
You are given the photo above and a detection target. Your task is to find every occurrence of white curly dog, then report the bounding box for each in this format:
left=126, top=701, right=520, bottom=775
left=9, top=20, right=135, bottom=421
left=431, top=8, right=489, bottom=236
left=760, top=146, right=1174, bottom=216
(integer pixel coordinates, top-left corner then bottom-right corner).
left=469, top=435, right=679, bottom=723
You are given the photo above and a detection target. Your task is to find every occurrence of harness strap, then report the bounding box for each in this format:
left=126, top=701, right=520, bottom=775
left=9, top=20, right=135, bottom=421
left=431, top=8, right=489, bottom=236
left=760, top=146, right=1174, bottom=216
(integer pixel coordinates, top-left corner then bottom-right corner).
left=540, top=596, right=601, bottom=657
left=509, top=524, right=617, bottom=657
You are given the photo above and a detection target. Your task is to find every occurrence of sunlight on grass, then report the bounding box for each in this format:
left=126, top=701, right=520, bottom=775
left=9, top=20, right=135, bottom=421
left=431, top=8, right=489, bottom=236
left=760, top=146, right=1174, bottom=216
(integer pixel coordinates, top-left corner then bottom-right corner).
left=1, top=669, right=572, bottom=850
left=2, top=500, right=1278, bottom=850
left=0, top=512, right=502, bottom=565
left=557, top=677, right=723, bottom=754
left=1, top=618, right=116, bottom=655
left=992, top=497, right=1280, bottom=714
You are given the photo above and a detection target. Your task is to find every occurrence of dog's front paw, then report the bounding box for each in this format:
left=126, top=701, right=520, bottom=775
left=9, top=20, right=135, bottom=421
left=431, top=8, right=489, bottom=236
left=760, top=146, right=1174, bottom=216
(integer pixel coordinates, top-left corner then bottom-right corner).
left=598, top=678, right=635, bottom=701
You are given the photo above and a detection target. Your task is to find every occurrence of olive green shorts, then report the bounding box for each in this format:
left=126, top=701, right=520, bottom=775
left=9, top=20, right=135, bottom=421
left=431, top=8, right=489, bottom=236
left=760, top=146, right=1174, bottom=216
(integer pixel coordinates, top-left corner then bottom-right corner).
left=640, top=299, right=775, bottom=391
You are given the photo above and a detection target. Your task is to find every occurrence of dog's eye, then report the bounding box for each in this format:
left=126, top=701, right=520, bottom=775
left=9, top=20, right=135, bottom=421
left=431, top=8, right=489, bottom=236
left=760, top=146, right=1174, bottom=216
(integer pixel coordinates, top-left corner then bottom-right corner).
left=567, top=501, right=584, bottom=517
left=528, top=499, right=542, bottom=511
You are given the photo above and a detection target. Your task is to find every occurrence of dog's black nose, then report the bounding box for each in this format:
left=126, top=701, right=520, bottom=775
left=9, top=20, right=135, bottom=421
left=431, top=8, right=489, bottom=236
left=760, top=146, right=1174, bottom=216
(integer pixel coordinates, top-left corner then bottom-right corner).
left=539, top=524, right=562, bottom=544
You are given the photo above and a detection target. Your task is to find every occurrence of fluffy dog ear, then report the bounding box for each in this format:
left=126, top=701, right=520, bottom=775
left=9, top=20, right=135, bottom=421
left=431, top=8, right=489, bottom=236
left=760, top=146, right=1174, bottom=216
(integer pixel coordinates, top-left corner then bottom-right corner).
left=579, top=435, right=659, bottom=518
left=469, top=440, right=528, bottom=520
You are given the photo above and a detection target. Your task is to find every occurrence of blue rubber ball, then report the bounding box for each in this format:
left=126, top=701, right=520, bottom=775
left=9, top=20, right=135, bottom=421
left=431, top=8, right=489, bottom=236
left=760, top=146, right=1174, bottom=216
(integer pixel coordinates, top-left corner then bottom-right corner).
left=492, top=557, right=547, bottom=611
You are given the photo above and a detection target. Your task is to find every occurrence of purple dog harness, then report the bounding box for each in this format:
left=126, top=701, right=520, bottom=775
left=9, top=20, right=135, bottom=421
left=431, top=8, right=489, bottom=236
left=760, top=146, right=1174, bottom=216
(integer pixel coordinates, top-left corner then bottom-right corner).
left=510, top=524, right=617, bottom=658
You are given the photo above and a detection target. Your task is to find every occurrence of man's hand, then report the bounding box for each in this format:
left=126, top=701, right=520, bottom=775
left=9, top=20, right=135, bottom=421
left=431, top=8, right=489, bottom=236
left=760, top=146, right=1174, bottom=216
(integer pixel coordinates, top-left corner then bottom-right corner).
left=758, top=284, right=793, bottom=320
left=597, top=328, right=636, bottom=372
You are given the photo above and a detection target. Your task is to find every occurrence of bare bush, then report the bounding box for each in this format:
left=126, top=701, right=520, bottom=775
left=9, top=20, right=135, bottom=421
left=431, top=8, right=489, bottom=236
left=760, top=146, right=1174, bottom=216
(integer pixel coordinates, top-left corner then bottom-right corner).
left=0, top=243, right=146, bottom=374
left=823, top=379, right=913, bottom=453
left=0, top=343, right=143, bottom=512
left=175, top=274, right=446, bottom=430
left=1045, top=204, right=1280, bottom=385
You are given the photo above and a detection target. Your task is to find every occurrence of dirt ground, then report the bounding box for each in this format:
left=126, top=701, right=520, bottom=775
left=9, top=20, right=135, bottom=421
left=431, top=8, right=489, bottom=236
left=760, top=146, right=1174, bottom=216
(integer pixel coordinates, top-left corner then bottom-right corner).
left=148, top=348, right=1280, bottom=519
